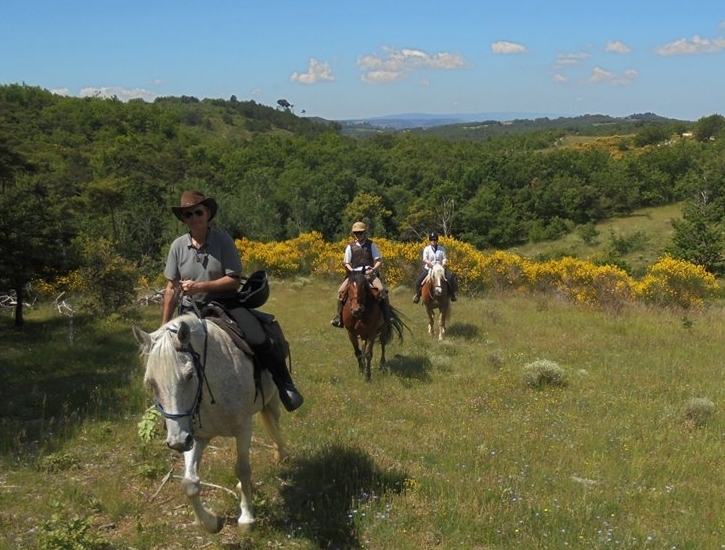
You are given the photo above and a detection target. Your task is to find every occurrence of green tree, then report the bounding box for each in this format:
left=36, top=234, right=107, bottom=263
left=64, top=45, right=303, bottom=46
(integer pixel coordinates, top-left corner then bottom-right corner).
left=342, top=192, right=393, bottom=238
left=667, top=192, right=725, bottom=274
left=693, top=114, right=725, bottom=142
left=0, top=179, right=73, bottom=326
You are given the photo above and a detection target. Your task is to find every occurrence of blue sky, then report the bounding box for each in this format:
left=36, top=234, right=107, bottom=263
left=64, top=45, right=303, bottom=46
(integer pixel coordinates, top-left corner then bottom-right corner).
left=2, top=1, right=724, bottom=121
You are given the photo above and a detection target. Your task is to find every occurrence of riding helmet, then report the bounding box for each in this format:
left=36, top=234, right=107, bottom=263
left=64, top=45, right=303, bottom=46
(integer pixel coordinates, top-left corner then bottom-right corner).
left=237, top=270, right=270, bottom=308
left=429, top=231, right=439, bottom=240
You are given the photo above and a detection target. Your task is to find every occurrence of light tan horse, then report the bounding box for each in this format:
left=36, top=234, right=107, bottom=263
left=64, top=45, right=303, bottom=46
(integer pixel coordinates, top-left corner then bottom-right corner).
left=421, top=263, right=450, bottom=341
left=133, top=313, right=287, bottom=532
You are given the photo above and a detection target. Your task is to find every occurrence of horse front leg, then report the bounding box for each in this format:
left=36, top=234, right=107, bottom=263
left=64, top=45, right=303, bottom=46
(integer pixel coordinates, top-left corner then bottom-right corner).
left=234, top=417, right=255, bottom=530
left=181, top=438, right=224, bottom=533
left=363, top=339, right=373, bottom=382
left=349, top=333, right=365, bottom=372
left=438, top=310, right=445, bottom=341
left=426, top=306, right=435, bottom=337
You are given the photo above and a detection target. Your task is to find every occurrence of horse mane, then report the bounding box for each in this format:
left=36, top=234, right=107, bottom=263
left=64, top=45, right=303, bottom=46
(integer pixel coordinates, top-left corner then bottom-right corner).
left=144, top=313, right=204, bottom=385
left=430, top=263, right=445, bottom=280
left=350, top=269, right=367, bottom=285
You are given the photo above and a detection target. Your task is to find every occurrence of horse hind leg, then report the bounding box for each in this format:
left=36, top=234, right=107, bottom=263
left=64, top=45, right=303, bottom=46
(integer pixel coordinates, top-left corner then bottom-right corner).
left=259, top=399, right=289, bottom=463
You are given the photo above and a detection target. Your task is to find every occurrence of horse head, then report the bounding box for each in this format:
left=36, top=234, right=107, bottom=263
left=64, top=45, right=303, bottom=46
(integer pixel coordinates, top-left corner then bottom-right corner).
left=429, top=263, right=446, bottom=298
left=347, top=269, right=372, bottom=318
left=133, top=314, right=206, bottom=452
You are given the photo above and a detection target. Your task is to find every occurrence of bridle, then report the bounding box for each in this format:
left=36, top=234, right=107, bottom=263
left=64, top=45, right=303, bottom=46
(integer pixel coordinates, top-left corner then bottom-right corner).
left=154, top=321, right=215, bottom=427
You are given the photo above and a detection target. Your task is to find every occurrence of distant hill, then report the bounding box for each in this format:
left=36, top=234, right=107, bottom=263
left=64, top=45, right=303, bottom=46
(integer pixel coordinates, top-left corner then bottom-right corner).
left=337, top=112, right=693, bottom=139
left=341, top=111, right=567, bottom=130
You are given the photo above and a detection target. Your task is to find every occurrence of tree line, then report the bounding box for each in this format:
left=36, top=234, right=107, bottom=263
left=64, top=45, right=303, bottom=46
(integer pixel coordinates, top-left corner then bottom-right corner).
left=2, top=83, right=725, bottom=324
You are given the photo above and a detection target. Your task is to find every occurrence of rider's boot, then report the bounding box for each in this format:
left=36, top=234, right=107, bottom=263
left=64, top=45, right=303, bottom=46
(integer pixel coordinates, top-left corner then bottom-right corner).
left=330, top=299, right=344, bottom=328
left=412, top=289, right=421, bottom=303
left=255, top=343, right=304, bottom=412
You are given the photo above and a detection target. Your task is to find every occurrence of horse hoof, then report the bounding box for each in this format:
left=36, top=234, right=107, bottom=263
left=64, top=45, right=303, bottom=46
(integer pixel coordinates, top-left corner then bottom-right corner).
left=237, top=516, right=256, bottom=532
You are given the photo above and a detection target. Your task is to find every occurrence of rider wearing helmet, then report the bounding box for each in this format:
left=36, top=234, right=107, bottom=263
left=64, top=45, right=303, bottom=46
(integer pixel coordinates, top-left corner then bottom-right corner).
left=330, top=221, right=394, bottom=327
left=412, top=231, right=458, bottom=303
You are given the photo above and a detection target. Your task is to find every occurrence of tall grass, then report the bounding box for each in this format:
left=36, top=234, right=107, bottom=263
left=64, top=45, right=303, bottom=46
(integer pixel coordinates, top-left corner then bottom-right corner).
left=2, top=279, right=725, bottom=549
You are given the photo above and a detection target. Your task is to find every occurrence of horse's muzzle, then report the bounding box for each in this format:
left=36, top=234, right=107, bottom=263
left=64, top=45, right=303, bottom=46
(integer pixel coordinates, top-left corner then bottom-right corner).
left=167, top=432, right=194, bottom=453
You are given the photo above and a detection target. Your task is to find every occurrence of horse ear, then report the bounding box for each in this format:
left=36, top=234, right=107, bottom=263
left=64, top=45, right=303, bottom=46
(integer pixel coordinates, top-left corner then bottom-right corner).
left=177, top=321, right=191, bottom=345
left=132, top=326, right=153, bottom=353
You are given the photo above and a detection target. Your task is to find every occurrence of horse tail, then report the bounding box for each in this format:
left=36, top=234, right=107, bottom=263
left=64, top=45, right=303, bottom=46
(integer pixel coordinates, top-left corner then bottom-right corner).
left=380, top=305, right=408, bottom=345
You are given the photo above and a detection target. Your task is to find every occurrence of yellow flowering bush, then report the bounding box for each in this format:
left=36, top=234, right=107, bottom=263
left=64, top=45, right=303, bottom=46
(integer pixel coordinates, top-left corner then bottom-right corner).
left=236, top=235, right=720, bottom=310
left=33, top=233, right=718, bottom=312
left=635, top=255, right=719, bottom=309
left=31, top=271, right=85, bottom=298
left=528, top=257, right=634, bottom=309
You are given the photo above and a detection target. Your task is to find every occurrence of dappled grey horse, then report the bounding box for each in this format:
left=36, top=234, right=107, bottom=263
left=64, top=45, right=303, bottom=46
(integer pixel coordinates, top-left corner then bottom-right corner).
left=133, top=313, right=287, bottom=532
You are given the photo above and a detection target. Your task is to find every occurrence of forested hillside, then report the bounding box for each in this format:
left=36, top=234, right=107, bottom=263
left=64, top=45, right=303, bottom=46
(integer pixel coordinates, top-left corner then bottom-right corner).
left=2, top=83, right=725, bottom=307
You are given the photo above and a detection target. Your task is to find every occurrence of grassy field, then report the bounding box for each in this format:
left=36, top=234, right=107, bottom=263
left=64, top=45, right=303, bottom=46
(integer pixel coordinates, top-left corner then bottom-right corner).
left=2, top=271, right=725, bottom=549
left=510, top=203, right=683, bottom=275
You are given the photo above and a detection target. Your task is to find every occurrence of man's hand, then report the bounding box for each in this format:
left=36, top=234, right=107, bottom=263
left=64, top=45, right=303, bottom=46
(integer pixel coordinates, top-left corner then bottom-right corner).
left=180, top=279, right=200, bottom=295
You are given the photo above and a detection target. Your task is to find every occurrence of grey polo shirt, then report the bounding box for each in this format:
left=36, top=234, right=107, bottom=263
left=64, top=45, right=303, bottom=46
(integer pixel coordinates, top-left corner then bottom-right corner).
left=164, top=228, right=243, bottom=305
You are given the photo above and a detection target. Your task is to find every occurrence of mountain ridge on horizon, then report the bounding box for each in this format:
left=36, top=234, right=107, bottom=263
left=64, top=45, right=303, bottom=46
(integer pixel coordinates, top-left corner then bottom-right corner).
left=334, top=110, right=692, bottom=132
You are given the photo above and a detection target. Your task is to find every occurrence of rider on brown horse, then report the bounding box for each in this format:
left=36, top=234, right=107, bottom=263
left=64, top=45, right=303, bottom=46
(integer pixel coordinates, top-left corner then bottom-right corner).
left=330, top=221, right=394, bottom=327
left=412, top=231, right=458, bottom=303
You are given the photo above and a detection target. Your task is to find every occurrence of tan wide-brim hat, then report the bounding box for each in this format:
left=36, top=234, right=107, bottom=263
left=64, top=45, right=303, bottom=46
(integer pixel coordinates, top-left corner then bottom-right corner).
left=351, top=221, right=367, bottom=233
left=171, top=190, right=218, bottom=222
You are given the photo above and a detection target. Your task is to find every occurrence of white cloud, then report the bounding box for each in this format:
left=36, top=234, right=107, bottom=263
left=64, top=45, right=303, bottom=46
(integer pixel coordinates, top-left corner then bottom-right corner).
left=605, top=40, right=631, bottom=54
left=491, top=41, right=527, bottom=54
left=554, top=52, right=590, bottom=68
left=588, top=66, right=638, bottom=85
left=79, top=86, right=156, bottom=101
left=50, top=88, right=70, bottom=97
left=656, top=35, right=725, bottom=55
left=290, top=58, right=335, bottom=84
left=357, top=46, right=467, bottom=84
left=552, top=73, right=567, bottom=83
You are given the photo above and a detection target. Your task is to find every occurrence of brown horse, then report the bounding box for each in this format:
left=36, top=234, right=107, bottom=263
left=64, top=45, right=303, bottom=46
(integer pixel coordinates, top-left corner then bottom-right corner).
left=421, top=263, right=450, bottom=341
left=342, top=269, right=405, bottom=381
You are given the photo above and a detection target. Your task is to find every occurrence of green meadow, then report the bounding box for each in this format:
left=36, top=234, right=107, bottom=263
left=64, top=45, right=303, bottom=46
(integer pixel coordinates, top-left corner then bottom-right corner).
left=2, top=272, right=725, bottom=549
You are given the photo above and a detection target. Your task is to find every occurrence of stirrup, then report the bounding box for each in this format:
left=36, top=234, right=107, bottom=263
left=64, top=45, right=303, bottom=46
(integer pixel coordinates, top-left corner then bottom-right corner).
left=412, top=294, right=420, bottom=304
left=330, top=316, right=343, bottom=328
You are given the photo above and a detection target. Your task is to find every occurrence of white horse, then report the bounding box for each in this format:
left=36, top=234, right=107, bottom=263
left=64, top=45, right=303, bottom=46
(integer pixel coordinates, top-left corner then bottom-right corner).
left=133, top=313, right=288, bottom=532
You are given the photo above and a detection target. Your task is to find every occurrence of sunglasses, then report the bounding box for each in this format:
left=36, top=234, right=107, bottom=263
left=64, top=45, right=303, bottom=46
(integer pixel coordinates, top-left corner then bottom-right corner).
left=182, top=209, right=206, bottom=219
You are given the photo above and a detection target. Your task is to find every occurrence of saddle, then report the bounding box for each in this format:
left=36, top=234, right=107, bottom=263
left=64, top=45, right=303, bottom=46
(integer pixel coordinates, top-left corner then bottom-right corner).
left=199, top=302, right=255, bottom=356
left=199, top=302, right=290, bottom=379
